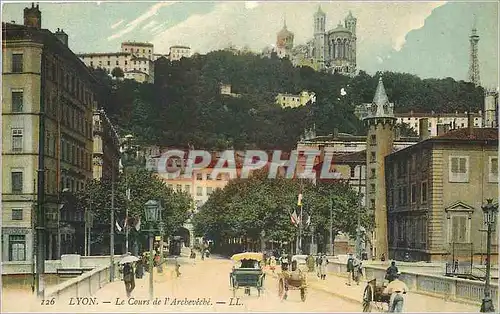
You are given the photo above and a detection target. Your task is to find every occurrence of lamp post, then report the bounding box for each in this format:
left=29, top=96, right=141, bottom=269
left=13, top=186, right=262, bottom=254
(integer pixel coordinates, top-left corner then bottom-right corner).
left=328, top=198, right=334, bottom=255
left=480, top=199, right=498, bottom=313
left=85, top=211, right=94, bottom=256
left=144, top=199, right=161, bottom=300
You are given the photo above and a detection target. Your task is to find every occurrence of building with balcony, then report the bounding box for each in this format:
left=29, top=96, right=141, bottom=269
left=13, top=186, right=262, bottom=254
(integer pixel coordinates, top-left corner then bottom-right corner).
left=92, top=109, right=120, bottom=180
left=2, top=4, right=97, bottom=262
left=385, top=128, right=498, bottom=262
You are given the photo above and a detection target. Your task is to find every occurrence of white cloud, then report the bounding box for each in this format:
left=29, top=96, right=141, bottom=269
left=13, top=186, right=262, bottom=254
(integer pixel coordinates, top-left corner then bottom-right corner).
left=111, top=19, right=125, bottom=29
left=142, top=20, right=159, bottom=30
left=245, top=2, right=259, bottom=10
left=108, top=1, right=177, bottom=41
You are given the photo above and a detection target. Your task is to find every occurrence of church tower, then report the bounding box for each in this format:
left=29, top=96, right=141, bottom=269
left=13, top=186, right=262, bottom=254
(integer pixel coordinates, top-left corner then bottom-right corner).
left=344, top=11, right=357, bottom=73
left=313, top=5, right=326, bottom=69
left=362, top=77, right=396, bottom=260
left=276, top=18, right=294, bottom=59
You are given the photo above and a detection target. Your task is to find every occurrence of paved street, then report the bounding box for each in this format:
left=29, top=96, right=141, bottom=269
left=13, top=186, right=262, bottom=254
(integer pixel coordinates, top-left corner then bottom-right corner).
left=2, top=254, right=480, bottom=313
left=3, top=256, right=364, bottom=313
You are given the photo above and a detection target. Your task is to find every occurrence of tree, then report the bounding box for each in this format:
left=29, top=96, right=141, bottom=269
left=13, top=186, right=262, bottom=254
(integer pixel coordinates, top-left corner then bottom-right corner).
left=111, top=67, right=125, bottom=78
left=192, top=169, right=373, bottom=254
left=75, top=169, right=192, bottom=253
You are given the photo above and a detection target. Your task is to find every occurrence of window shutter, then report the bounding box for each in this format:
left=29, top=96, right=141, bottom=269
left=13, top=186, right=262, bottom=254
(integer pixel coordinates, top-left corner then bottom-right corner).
left=459, top=158, right=467, bottom=174
left=451, top=158, right=458, bottom=173
left=491, top=158, right=498, bottom=175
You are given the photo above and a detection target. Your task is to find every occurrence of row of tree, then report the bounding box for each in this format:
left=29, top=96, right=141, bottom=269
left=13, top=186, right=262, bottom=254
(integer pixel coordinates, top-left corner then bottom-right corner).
left=192, top=169, right=373, bottom=254
left=89, top=50, right=484, bottom=152
left=75, top=169, right=192, bottom=253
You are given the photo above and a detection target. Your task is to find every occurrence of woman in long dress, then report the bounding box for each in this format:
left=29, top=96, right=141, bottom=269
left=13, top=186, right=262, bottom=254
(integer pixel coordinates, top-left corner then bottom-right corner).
left=319, top=255, right=328, bottom=280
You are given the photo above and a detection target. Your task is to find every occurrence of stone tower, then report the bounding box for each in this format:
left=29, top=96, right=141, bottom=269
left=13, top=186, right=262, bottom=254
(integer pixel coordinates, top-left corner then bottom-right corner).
left=276, top=18, right=294, bottom=59
left=313, top=5, right=326, bottom=69
left=344, top=11, right=357, bottom=72
left=24, top=2, right=41, bottom=29
left=468, top=17, right=480, bottom=86
left=484, top=88, right=499, bottom=128
left=362, top=77, right=396, bottom=260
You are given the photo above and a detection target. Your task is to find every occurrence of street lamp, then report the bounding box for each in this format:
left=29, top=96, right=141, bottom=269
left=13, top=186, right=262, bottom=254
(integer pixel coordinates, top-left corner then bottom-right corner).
left=480, top=199, right=498, bottom=313
left=144, top=199, right=161, bottom=300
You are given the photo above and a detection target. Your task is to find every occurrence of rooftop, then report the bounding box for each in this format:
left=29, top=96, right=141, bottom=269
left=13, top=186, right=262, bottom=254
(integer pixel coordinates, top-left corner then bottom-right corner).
left=431, top=127, right=498, bottom=141
left=395, top=112, right=482, bottom=118
left=77, top=52, right=131, bottom=57
left=121, top=41, right=153, bottom=47
left=170, top=45, right=190, bottom=49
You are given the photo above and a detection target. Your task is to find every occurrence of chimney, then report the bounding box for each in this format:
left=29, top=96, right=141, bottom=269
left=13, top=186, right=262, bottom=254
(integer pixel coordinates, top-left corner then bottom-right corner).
left=23, top=2, right=42, bottom=29
left=54, top=28, right=69, bottom=46
left=467, top=111, right=474, bottom=135
left=333, top=128, right=339, bottom=139
left=318, top=145, right=325, bottom=164
left=437, top=124, right=445, bottom=136
left=419, top=118, right=430, bottom=141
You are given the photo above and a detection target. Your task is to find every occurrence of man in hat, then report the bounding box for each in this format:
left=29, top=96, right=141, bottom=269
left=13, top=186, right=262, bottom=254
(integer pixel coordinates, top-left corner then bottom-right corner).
left=383, top=272, right=408, bottom=312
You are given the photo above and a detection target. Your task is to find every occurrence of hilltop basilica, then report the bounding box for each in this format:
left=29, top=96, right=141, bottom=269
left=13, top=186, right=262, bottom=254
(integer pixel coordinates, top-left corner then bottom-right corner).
left=264, top=6, right=357, bottom=76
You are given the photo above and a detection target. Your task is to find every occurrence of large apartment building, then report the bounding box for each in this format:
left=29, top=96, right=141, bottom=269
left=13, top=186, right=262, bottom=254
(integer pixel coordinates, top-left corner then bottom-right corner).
left=2, top=4, right=98, bottom=262
left=385, top=128, right=498, bottom=262
left=92, top=109, right=120, bottom=180
left=77, top=42, right=155, bottom=83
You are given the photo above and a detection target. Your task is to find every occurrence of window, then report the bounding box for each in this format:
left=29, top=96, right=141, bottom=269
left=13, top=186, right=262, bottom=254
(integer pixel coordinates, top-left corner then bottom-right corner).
left=370, top=134, right=376, bottom=145
left=206, top=173, right=213, bottom=180
left=370, top=168, right=376, bottom=179
left=184, top=184, right=190, bottom=192
left=176, top=184, right=182, bottom=192
left=370, top=199, right=375, bottom=210
left=11, top=171, right=23, bottom=194
left=11, top=90, right=23, bottom=112
left=451, top=215, right=468, bottom=243
left=421, top=181, right=428, bottom=203
left=350, top=167, right=355, bottom=178
left=12, top=53, right=23, bottom=72
left=116, top=60, right=119, bottom=65
left=370, top=152, right=376, bottom=163
left=206, top=187, right=213, bottom=195
left=12, top=128, right=23, bottom=151
left=12, top=208, right=23, bottom=220
left=370, top=183, right=375, bottom=192
left=411, top=154, right=416, bottom=171
left=9, top=235, right=26, bottom=261
left=196, top=173, right=203, bottom=180
left=411, top=184, right=417, bottom=203
left=449, top=156, right=469, bottom=182
left=489, top=157, right=498, bottom=183
left=196, top=187, right=203, bottom=196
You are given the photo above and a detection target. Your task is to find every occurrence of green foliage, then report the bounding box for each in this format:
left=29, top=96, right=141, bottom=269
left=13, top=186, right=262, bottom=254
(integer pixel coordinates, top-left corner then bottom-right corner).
left=92, top=53, right=483, bottom=151
left=75, top=168, right=192, bottom=237
left=192, top=170, right=373, bottom=246
left=111, top=67, right=125, bottom=78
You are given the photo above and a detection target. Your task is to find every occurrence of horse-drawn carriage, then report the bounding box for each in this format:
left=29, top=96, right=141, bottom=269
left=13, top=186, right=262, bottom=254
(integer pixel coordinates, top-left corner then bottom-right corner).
left=229, top=252, right=265, bottom=297
left=278, top=263, right=307, bottom=302
left=362, top=278, right=391, bottom=312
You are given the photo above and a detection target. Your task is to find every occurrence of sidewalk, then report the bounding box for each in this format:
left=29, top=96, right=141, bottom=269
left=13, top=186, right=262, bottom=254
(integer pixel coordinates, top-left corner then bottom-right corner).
left=264, top=267, right=479, bottom=312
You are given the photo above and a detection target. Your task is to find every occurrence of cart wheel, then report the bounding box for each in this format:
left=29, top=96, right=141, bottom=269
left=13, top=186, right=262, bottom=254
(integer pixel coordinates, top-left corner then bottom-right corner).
left=362, top=285, right=373, bottom=312
left=300, top=288, right=306, bottom=302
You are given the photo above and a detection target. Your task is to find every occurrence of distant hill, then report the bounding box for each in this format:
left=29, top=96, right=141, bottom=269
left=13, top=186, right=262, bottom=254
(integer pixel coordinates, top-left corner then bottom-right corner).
left=93, top=51, right=484, bottom=150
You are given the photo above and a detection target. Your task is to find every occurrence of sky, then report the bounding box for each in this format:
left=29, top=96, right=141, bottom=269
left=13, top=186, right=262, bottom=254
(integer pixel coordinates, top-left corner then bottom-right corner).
left=2, top=1, right=498, bottom=88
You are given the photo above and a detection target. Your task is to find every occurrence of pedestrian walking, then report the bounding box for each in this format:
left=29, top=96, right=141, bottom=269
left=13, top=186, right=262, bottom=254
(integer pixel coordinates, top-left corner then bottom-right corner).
left=270, top=256, right=277, bottom=273
left=346, top=253, right=355, bottom=285
left=383, top=272, right=408, bottom=312
left=122, top=262, right=135, bottom=297
left=355, top=261, right=363, bottom=285
left=453, top=260, right=459, bottom=273
left=135, top=260, right=144, bottom=279
left=385, top=261, right=399, bottom=283
left=175, top=257, right=181, bottom=277
left=319, top=254, right=328, bottom=280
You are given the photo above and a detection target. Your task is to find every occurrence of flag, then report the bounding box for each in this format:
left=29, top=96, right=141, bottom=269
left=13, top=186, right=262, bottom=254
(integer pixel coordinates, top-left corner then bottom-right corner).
left=115, top=221, right=122, bottom=232
left=135, top=217, right=141, bottom=231
left=291, top=209, right=299, bottom=227
left=126, top=188, right=131, bottom=201
left=297, top=193, right=303, bottom=206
